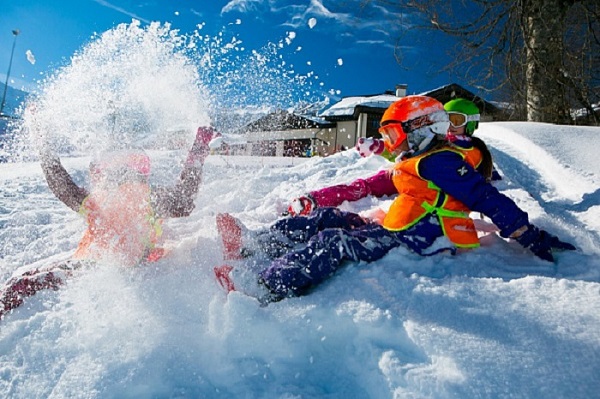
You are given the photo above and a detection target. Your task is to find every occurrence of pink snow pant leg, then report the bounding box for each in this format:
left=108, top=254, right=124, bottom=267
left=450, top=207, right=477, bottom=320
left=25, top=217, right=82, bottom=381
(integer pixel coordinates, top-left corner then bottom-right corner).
left=0, top=259, right=87, bottom=320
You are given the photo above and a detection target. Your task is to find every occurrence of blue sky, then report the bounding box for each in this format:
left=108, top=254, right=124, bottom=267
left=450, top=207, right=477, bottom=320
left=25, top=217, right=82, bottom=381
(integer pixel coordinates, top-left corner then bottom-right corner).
left=0, top=0, right=458, bottom=100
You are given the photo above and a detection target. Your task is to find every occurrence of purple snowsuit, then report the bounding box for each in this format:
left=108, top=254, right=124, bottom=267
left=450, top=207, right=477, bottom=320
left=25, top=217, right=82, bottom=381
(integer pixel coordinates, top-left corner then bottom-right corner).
left=257, top=149, right=527, bottom=301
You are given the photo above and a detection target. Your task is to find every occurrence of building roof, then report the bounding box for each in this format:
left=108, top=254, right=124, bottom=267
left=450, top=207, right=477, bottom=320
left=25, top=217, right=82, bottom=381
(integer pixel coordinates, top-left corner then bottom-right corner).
left=318, top=83, right=502, bottom=121
left=421, top=83, right=501, bottom=115
left=319, top=94, right=398, bottom=120
left=235, top=83, right=504, bottom=137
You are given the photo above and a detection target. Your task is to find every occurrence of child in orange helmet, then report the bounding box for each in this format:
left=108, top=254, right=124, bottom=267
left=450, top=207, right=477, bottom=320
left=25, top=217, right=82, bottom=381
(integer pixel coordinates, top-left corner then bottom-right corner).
left=287, top=98, right=499, bottom=217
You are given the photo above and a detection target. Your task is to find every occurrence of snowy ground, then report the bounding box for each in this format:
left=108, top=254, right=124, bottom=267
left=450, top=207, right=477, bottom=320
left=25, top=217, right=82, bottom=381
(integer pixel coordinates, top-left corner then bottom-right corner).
left=0, top=122, right=599, bottom=398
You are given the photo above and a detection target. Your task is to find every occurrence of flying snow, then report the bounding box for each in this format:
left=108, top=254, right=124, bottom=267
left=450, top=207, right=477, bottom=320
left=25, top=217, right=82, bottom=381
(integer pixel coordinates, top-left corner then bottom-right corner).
left=25, top=50, right=36, bottom=65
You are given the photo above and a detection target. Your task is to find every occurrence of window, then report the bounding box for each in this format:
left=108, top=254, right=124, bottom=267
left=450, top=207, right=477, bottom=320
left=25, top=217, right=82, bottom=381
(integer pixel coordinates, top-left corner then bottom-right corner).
left=366, top=113, right=383, bottom=139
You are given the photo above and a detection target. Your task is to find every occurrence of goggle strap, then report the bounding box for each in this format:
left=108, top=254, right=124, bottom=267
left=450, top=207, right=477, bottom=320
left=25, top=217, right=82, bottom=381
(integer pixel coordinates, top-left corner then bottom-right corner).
left=448, top=112, right=480, bottom=122
left=401, top=114, right=434, bottom=134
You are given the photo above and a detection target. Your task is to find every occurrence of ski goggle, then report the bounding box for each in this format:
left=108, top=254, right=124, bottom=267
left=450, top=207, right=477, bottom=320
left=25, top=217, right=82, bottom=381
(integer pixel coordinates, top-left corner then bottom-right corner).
left=380, top=111, right=449, bottom=150
left=378, top=122, right=407, bottom=152
left=447, top=112, right=480, bottom=128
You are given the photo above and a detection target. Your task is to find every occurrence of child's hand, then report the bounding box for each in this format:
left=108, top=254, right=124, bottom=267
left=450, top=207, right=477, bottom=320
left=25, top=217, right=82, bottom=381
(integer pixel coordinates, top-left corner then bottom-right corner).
left=356, top=137, right=385, bottom=157
left=287, top=195, right=316, bottom=216
left=186, top=126, right=215, bottom=166
left=514, top=224, right=576, bottom=262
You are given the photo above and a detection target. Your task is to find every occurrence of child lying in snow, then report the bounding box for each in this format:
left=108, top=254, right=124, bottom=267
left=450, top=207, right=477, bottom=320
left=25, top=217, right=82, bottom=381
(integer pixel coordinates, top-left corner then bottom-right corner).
left=0, top=127, right=215, bottom=320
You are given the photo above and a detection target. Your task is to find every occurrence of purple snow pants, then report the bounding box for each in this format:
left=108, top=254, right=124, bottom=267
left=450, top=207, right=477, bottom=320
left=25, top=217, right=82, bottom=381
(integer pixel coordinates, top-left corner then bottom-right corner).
left=258, top=207, right=451, bottom=300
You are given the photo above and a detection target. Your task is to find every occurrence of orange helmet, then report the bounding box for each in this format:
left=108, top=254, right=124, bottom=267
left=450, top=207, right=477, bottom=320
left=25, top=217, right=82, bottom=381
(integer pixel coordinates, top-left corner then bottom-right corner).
left=379, top=95, right=449, bottom=152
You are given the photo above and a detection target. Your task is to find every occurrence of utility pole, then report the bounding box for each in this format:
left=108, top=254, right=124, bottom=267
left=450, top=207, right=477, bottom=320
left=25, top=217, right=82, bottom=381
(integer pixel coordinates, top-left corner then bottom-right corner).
left=0, top=29, right=20, bottom=117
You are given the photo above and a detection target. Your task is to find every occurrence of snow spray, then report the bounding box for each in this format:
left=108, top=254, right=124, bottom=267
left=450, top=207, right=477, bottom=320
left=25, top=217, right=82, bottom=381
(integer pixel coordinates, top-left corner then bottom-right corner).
left=10, top=21, right=208, bottom=159
left=5, top=20, right=329, bottom=161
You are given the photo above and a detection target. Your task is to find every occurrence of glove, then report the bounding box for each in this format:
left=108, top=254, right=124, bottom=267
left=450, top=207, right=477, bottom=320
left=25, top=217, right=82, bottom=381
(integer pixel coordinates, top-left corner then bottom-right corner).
left=186, top=126, right=215, bottom=166
left=514, top=225, right=576, bottom=262
left=356, top=137, right=385, bottom=157
left=287, top=195, right=316, bottom=216
left=208, top=134, right=224, bottom=150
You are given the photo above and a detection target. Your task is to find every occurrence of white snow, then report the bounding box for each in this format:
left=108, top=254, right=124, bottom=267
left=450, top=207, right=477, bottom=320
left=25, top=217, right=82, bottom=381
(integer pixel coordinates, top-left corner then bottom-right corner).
left=25, top=50, right=36, bottom=65
left=1, top=122, right=599, bottom=398
left=320, top=94, right=399, bottom=117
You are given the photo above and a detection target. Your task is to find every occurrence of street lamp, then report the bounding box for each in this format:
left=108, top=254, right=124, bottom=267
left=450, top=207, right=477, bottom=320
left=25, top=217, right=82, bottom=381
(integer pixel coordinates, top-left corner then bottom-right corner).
left=0, top=29, right=20, bottom=117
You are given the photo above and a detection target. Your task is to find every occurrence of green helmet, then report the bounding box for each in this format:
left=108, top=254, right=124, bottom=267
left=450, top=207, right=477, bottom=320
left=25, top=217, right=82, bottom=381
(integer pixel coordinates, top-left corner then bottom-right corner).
left=444, top=98, right=480, bottom=136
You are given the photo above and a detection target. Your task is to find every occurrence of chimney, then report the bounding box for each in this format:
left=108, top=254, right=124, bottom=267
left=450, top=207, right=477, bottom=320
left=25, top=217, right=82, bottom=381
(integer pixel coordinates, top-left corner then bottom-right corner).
left=395, top=84, right=408, bottom=97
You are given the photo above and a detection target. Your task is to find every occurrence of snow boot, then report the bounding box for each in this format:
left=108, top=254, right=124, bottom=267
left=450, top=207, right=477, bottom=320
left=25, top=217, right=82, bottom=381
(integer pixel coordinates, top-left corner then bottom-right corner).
left=214, top=265, right=236, bottom=293
left=216, top=213, right=248, bottom=261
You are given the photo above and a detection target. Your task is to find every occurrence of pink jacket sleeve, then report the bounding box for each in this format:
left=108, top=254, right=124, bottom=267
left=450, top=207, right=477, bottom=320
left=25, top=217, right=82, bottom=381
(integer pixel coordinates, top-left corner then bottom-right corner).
left=309, top=170, right=396, bottom=208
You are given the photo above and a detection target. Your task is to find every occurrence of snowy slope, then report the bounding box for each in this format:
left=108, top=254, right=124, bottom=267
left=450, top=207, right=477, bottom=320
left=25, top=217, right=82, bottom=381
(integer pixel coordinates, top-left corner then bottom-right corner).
left=0, top=122, right=599, bottom=399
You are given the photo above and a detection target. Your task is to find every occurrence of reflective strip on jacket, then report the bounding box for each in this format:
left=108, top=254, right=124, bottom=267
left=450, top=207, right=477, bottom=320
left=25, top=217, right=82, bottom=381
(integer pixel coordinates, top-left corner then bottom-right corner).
left=72, top=182, right=164, bottom=266
left=383, top=144, right=483, bottom=248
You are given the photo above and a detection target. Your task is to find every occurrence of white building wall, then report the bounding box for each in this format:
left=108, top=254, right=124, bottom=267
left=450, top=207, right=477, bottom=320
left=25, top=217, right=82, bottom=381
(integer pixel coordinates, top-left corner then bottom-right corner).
left=335, top=120, right=358, bottom=150
left=357, top=113, right=368, bottom=140
left=276, top=141, right=284, bottom=157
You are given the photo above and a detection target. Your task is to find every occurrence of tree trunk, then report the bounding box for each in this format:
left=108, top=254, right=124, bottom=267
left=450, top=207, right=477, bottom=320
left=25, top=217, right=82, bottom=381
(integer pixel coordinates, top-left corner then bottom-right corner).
left=524, top=0, right=570, bottom=123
